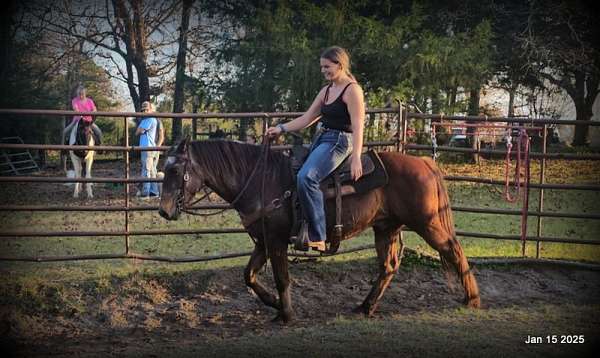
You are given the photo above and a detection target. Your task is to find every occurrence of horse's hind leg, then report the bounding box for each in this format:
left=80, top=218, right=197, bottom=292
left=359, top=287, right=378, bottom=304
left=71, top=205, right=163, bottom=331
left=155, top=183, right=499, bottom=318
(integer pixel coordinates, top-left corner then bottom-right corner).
left=244, top=244, right=281, bottom=310
left=355, top=224, right=401, bottom=316
left=416, top=222, right=480, bottom=308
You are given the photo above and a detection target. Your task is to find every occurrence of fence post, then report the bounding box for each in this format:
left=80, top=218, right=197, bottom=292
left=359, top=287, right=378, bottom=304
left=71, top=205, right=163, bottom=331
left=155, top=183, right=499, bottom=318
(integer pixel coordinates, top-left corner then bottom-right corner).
left=401, top=105, right=408, bottom=155
left=396, top=100, right=402, bottom=153
left=124, top=116, right=130, bottom=254
left=536, top=124, right=548, bottom=258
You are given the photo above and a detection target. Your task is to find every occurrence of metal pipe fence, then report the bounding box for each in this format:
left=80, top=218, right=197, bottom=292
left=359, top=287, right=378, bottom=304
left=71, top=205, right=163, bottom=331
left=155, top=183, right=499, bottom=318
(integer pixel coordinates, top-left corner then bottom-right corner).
left=0, top=107, right=598, bottom=263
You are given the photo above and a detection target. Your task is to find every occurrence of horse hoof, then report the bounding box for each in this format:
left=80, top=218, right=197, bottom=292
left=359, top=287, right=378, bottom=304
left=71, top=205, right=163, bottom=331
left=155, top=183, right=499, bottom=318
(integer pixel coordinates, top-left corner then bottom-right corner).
left=271, top=311, right=294, bottom=324
left=465, top=297, right=481, bottom=309
left=351, top=304, right=368, bottom=316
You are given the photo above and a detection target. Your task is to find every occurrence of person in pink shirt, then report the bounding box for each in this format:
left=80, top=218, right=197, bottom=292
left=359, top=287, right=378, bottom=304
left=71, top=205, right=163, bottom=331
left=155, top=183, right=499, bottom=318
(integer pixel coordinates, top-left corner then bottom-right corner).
left=63, top=85, right=103, bottom=145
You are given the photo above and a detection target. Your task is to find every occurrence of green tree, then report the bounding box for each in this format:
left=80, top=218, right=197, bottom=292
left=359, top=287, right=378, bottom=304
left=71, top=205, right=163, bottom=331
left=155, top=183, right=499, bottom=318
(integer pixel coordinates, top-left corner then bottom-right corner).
left=0, top=14, right=119, bottom=165
left=519, top=0, right=599, bottom=146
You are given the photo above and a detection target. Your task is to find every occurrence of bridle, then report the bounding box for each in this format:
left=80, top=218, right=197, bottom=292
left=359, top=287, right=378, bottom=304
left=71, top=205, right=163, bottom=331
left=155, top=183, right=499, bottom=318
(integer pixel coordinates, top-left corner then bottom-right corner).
left=175, top=138, right=273, bottom=217
left=170, top=136, right=293, bottom=261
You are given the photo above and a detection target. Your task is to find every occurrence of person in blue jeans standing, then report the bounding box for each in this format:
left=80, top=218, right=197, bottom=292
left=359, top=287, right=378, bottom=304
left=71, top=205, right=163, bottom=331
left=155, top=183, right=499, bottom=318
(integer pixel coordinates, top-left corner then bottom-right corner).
left=267, top=46, right=365, bottom=252
left=136, top=101, right=160, bottom=199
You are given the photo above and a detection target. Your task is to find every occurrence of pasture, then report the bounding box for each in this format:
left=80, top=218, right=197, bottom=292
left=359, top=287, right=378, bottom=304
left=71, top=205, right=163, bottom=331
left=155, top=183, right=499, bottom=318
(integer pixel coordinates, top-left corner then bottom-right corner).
left=1, top=157, right=599, bottom=357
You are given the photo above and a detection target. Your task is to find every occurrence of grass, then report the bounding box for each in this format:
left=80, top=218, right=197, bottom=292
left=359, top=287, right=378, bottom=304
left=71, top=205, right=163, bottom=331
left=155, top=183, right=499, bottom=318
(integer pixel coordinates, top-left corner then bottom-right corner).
left=1, top=182, right=598, bottom=264
left=135, top=304, right=599, bottom=358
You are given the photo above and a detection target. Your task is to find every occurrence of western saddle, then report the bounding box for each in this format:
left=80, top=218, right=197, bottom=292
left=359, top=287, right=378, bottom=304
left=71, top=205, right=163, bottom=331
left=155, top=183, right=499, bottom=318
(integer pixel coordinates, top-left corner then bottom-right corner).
left=288, top=142, right=388, bottom=254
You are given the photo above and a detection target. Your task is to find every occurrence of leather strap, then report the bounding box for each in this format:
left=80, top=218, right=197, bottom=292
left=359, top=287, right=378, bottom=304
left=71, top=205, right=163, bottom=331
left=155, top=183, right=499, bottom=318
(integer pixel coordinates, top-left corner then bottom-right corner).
left=240, top=190, right=292, bottom=228
left=331, top=170, right=343, bottom=254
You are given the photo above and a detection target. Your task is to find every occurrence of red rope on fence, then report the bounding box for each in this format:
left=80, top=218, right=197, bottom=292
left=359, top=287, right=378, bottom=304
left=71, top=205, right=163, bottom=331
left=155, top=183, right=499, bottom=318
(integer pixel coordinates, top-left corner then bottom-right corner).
left=503, top=128, right=532, bottom=251
left=504, top=128, right=531, bottom=203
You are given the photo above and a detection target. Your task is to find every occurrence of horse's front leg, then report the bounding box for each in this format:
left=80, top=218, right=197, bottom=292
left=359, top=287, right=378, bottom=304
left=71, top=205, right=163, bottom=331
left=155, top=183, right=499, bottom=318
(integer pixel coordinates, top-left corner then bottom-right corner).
left=244, top=244, right=281, bottom=310
left=269, top=240, right=294, bottom=323
left=71, top=153, right=81, bottom=198
left=85, top=156, right=93, bottom=198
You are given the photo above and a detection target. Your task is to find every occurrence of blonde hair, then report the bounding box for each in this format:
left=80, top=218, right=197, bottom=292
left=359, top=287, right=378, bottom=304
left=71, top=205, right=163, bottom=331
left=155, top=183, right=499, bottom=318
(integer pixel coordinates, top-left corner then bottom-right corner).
left=320, top=46, right=356, bottom=82
left=141, top=101, right=154, bottom=113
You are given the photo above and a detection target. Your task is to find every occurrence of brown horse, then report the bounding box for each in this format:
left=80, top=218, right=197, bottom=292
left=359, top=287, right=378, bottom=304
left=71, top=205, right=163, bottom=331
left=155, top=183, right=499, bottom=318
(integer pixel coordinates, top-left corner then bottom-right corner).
left=158, top=138, right=480, bottom=323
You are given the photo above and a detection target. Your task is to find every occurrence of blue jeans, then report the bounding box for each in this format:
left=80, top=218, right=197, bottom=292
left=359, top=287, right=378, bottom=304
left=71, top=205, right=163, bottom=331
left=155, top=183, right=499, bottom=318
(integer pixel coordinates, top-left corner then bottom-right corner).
left=141, top=151, right=160, bottom=196
left=297, top=129, right=353, bottom=242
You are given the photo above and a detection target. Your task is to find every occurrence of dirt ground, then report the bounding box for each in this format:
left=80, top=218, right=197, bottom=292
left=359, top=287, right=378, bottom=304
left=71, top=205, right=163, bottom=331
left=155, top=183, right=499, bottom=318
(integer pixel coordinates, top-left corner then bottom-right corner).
left=2, top=253, right=599, bottom=357
left=0, top=161, right=144, bottom=205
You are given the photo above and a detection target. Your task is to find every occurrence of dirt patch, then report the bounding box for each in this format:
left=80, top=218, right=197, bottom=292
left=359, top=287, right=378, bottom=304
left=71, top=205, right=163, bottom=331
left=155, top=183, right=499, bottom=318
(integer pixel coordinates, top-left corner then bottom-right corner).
left=2, top=253, right=599, bottom=357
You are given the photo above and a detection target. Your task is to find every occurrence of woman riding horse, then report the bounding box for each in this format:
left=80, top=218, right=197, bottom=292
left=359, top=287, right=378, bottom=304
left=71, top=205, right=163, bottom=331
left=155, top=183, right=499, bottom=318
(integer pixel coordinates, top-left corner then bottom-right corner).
left=266, top=46, right=364, bottom=253
left=158, top=46, right=480, bottom=323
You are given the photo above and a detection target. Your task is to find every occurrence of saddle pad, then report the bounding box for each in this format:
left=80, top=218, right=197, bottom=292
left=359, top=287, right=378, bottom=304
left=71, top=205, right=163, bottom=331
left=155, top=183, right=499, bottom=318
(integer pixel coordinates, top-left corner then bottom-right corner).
left=335, top=152, right=376, bottom=183
left=320, top=150, right=388, bottom=195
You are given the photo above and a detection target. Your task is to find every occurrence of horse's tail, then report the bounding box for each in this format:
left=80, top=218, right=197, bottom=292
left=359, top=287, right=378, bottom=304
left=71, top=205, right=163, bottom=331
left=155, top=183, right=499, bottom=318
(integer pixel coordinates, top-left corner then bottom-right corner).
left=421, top=157, right=480, bottom=308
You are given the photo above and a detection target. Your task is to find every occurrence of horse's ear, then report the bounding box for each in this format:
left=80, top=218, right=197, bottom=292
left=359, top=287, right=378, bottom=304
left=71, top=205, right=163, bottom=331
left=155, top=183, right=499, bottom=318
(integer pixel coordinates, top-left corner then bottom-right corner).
left=175, top=138, right=187, bottom=154
left=175, top=135, right=191, bottom=154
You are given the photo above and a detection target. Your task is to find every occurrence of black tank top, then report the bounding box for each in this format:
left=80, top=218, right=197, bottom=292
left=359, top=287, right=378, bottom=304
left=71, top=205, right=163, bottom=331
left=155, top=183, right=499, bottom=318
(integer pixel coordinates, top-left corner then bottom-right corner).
left=320, top=82, right=356, bottom=132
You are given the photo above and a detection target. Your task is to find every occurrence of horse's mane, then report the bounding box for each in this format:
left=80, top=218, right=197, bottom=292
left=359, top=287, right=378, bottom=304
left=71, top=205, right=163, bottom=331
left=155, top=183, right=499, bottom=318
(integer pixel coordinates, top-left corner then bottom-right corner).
left=189, top=140, right=291, bottom=188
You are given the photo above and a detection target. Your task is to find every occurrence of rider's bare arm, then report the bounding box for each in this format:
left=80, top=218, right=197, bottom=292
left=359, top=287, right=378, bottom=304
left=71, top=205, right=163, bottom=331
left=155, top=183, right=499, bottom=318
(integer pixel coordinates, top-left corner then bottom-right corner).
left=267, top=86, right=327, bottom=135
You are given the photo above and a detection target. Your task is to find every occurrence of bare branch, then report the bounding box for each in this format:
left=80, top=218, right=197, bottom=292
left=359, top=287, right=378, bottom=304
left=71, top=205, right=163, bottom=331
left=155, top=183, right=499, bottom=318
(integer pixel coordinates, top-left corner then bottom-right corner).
left=146, top=0, right=182, bottom=37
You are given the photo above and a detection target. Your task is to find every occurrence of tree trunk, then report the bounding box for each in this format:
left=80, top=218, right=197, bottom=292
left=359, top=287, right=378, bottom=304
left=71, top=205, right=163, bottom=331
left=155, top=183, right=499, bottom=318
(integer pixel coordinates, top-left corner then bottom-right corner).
left=507, top=85, right=516, bottom=117
left=113, top=0, right=150, bottom=108
left=447, top=87, right=457, bottom=115
left=172, top=0, right=193, bottom=142
left=0, top=0, right=16, bottom=84
left=571, top=70, right=599, bottom=146
left=131, top=0, right=151, bottom=103
left=467, top=87, right=480, bottom=163
left=126, top=60, right=141, bottom=111
left=431, top=90, right=442, bottom=115
left=572, top=101, right=590, bottom=146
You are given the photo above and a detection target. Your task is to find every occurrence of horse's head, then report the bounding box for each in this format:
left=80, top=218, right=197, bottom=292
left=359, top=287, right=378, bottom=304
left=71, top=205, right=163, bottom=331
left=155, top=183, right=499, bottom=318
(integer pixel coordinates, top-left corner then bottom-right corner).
left=159, top=137, right=205, bottom=220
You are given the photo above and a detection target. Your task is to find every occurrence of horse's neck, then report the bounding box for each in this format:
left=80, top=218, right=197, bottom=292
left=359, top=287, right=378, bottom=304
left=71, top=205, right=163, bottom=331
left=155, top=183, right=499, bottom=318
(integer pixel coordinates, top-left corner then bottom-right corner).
left=198, top=146, right=287, bottom=215
left=201, top=162, right=245, bottom=204
left=196, top=147, right=259, bottom=206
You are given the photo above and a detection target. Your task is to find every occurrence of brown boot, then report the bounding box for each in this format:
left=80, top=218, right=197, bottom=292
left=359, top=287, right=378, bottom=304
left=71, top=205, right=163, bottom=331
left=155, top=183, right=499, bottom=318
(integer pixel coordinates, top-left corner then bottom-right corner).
left=307, top=240, right=326, bottom=252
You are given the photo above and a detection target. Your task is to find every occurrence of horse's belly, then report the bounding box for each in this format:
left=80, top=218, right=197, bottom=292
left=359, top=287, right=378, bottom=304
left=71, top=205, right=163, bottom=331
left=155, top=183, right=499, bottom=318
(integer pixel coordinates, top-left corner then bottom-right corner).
left=324, top=189, right=383, bottom=239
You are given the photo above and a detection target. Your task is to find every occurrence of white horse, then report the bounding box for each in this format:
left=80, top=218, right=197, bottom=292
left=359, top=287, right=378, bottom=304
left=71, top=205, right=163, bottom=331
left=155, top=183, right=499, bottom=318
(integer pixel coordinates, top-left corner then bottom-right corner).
left=65, top=120, right=95, bottom=198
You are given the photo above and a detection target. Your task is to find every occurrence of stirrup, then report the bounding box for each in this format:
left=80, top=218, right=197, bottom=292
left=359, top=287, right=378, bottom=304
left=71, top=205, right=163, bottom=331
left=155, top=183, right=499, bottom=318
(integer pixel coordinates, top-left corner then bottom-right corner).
left=290, top=221, right=309, bottom=251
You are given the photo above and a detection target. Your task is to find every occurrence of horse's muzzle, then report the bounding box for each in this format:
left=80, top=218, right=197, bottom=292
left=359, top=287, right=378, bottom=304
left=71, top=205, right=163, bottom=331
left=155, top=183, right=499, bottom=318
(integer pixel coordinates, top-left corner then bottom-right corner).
left=159, top=206, right=179, bottom=220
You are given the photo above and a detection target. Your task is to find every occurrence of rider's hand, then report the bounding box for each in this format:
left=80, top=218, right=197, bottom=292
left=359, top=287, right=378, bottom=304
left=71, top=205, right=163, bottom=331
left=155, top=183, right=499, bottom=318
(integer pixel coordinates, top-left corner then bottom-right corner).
left=266, top=125, right=283, bottom=138
left=350, top=154, right=363, bottom=181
